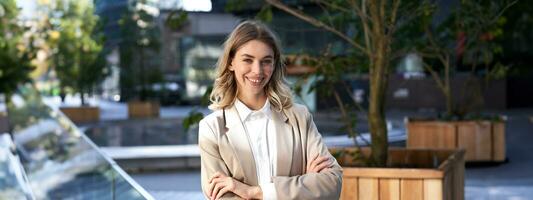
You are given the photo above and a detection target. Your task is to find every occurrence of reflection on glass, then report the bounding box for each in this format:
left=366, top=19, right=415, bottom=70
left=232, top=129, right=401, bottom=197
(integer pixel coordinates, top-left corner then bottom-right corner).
left=84, top=119, right=198, bottom=147
left=6, top=86, right=152, bottom=200
left=0, top=134, right=34, bottom=199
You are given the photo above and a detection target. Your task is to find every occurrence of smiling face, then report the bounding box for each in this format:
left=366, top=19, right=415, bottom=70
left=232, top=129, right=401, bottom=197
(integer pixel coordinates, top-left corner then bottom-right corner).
left=229, top=39, right=274, bottom=101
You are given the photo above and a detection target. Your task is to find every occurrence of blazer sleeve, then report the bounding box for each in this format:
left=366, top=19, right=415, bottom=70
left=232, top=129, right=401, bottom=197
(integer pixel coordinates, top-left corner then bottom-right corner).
left=199, top=119, right=242, bottom=200
left=272, top=108, right=343, bottom=200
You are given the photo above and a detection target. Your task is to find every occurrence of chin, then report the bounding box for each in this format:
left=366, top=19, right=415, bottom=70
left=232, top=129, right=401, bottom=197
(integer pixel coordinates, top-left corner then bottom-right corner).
left=249, top=88, right=266, bottom=95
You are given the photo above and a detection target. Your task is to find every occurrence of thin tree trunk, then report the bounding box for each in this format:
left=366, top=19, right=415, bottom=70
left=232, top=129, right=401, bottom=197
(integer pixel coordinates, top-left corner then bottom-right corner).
left=368, top=51, right=389, bottom=166
left=444, top=88, right=452, bottom=116
left=444, top=56, right=453, bottom=116
left=81, top=91, right=86, bottom=106
left=139, top=47, right=146, bottom=101
left=367, top=0, right=390, bottom=167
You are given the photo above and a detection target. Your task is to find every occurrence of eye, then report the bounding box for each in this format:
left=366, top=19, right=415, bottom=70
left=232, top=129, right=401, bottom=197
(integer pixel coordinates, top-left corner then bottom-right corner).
left=261, top=60, right=273, bottom=65
left=243, top=59, right=253, bottom=63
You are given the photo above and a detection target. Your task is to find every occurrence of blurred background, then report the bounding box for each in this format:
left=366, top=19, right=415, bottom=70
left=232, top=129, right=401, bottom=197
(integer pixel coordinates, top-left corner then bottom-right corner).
left=1, top=0, right=532, bottom=199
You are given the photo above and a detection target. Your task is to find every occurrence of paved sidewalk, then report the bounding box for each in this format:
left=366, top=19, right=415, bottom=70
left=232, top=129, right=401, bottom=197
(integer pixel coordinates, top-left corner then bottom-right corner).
left=129, top=171, right=203, bottom=200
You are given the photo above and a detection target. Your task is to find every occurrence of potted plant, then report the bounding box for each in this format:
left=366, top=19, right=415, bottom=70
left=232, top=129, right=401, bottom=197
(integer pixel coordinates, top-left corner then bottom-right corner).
left=262, top=0, right=467, bottom=199
left=0, top=0, right=35, bottom=132
left=118, top=0, right=163, bottom=118
left=406, top=0, right=516, bottom=162
left=46, top=0, right=108, bottom=124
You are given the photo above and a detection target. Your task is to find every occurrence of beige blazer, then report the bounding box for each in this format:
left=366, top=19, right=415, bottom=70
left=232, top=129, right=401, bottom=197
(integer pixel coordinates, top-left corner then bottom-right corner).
left=199, top=103, right=342, bottom=200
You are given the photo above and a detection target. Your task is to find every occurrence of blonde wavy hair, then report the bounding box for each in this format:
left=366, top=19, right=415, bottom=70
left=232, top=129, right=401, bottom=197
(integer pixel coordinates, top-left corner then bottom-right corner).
left=208, top=20, right=293, bottom=112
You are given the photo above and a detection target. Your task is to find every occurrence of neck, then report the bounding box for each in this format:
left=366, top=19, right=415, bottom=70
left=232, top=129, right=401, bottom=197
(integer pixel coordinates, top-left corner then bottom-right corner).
left=238, top=92, right=267, bottom=110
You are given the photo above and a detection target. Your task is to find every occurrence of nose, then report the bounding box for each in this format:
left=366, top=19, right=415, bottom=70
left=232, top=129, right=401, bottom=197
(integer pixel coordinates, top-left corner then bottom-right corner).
left=251, top=60, right=262, bottom=74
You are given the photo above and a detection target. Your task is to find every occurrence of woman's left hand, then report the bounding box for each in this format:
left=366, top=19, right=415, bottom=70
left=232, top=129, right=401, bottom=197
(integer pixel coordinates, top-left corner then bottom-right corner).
left=306, top=155, right=333, bottom=173
left=207, top=172, right=262, bottom=200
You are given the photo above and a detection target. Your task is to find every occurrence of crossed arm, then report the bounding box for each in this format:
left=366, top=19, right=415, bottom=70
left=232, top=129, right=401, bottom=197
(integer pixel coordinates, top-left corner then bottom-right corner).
left=205, top=155, right=333, bottom=200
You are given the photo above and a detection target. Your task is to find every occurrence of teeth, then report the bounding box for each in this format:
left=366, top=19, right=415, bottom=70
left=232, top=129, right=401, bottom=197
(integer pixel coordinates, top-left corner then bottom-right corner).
left=248, top=78, right=262, bottom=83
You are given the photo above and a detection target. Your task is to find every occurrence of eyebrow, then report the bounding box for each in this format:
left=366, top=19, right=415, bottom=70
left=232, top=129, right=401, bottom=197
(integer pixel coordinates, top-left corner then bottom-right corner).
left=241, top=54, right=273, bottom=59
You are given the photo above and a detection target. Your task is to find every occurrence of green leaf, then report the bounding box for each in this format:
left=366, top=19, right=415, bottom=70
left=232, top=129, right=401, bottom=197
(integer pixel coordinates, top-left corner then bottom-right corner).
left=166, top=10, right=188, bottom=30
left=256, top=5, right=273, bottom=23
left=225, top=0, right=248, bottom=12
left=200, top=86, right=213, bottom=106
left=183, top=109, right=205, bottom=133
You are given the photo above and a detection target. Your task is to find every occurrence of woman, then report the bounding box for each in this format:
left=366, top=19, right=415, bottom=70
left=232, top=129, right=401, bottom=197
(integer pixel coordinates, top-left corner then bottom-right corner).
left=199, top=20, right=342, bottom=200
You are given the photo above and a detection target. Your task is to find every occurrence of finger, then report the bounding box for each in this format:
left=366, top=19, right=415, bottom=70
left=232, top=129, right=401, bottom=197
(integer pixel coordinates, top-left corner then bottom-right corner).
left=307, top=154, right=319, bottom=171
left=314, top=160, right=333, bottom=173
left=310, top=157, right=331, bottom=173
left=207, top=180, right=215, bottom=198
left=311, top=156, right=329, bottom=168
left=313, top=156, right=328, bottom=166
left=328, top=159, right=336, bottom=167
left=208, top=176, right=224, bottom=197
left=210, top=177, right=227, bottom=198
left=209, top=172, right=223, bottom=183
left=310, top=154, right=320, bottom=165
left=307, top=154, right=318, bottom=171
left=211, top=182, right=224, bottom=200
left=215, top=186, right=231, bottom=200
left=317, top=156, right=330, bottom=163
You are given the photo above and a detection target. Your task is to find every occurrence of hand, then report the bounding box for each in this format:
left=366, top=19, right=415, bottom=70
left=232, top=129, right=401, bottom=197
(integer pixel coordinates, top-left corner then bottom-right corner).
left=306, top=155, right=332, bottom=173
left=207, top=172, right=262, bottom=200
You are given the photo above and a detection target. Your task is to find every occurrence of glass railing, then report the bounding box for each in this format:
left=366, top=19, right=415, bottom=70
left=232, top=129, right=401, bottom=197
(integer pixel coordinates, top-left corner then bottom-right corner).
left=2, top=85, right=153, bottom=200
left=0, top=133, right=34, bottom=199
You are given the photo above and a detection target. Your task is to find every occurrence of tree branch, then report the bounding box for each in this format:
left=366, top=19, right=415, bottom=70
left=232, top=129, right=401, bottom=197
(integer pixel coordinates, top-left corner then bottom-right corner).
left=315, top=0, right=352, bottom=14
left=422, top=61, right=446, bottom=96
left=490, top=0, right=518, bottom=24
left=390, top=0, right=401, bottom=26
left=315, top=1, right=335, bottom=28
left=352, top=0, right=373, bottom=55
left=266, top=0, right=369, bottom=55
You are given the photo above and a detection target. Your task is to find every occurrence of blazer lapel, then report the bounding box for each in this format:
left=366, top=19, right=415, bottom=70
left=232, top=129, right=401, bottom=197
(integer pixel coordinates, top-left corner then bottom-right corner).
left=274, top=109, right=294, bottom=176
left=224, top=105, right=258, bottom=185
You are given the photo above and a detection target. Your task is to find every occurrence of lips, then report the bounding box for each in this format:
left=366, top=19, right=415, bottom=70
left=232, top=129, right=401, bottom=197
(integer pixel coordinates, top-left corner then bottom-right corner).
left=246, top=77, right=263, bottom=86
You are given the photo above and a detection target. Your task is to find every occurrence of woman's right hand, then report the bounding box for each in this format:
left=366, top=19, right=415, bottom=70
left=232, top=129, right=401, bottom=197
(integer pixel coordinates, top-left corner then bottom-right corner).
left=306, top=154, right=333, bottom=173
left=207, top=172, right=262, bottom=200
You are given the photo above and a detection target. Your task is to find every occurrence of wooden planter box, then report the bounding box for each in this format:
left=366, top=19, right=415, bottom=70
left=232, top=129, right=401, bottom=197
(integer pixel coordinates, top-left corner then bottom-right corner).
left=406, top=118, right=506, bottom=162
left=128, top=101, right=160, bottom=118
left=60, top=106, right=100, bottom=124
left=330, top=148, right=465, bottom=200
